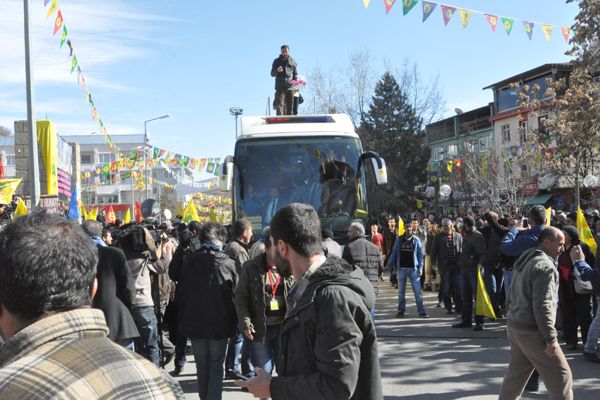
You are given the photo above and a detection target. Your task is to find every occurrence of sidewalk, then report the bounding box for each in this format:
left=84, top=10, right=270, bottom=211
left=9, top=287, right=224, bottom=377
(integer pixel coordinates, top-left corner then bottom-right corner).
left=172, top=278, right=600, bottom=399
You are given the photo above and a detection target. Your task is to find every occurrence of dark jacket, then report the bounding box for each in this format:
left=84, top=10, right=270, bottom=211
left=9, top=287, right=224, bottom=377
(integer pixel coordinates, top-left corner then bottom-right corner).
left=480, top=225, right=502, bottom=267
left=342, top=236, right=383, bottom=295
left=177, top=250, right=238, bottom=339
left=271, top=55, right=298, bottom=91
left=382, top=228, right=396, bottom=262
left=459, top=229, right=486, bottom=271
left=93, top=245, right=139, bottom=342
left=270, top=257, right=382, bottom=400
left=234, top=254, right=294, bottom=340
left=500, top=225, right=544, bottom=258
left=430, top=231, right=462, bottom=273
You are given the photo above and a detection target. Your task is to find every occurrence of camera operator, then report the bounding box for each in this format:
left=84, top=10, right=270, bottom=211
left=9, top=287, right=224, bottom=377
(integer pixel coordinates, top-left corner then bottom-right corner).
left=120, top=223, right=172, bottom=367
left=167, top=221, right=203, bottom=376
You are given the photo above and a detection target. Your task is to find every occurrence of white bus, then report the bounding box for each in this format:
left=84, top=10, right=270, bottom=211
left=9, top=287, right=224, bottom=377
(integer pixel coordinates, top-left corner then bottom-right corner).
left=219, top=114, right=387, bottom=240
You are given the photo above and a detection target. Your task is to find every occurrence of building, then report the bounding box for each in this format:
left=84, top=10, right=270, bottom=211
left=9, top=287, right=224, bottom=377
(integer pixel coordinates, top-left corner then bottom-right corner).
left=0, top=135, right=15, bottom=178
left=425, top=104, right=493, bottom=213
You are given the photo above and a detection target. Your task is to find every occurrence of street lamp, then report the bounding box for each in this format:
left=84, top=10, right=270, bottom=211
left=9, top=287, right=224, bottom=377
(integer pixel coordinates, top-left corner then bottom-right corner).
left=144, top=114, right=170, bottom=201
left=230, top=107, right=243, bottom=138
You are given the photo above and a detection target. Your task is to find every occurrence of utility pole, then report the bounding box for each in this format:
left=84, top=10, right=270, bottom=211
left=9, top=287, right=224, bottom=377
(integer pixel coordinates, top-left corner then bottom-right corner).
left=144, top=115, right=170, bottom=201
left=229, top=107, right=243, bottom=138
left=23, top=0, right=40, bottom=205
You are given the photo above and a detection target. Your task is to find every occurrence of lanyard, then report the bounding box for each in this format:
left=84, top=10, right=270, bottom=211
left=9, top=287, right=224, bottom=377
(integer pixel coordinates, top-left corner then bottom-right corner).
left=267, top=267, right=282, bottom=298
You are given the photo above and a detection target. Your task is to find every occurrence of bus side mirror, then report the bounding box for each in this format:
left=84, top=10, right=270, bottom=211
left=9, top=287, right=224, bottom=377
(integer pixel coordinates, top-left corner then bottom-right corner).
left=371, top=157, right=387, bottom=186
left=219, top=156, right=234, bottom=192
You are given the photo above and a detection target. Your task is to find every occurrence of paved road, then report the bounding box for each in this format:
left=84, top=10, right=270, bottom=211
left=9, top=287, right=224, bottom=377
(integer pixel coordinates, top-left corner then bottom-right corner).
left=171, top=277, right=600, bottom=399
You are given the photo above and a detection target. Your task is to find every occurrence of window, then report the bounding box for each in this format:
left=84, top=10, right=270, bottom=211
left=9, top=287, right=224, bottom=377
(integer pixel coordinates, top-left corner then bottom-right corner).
left=4, top=154, right=15, bottom=166
left=81, top=154, right=92, bottom=164
left=537, top=115, right=548, bottom=136
left=519, top=120, right=528, bottom=143
left=479, top=137, right=491, bottom=152
left=98, top=153, right=113, bottom=164
left=433, top=147, right=445, bottom=161
left=447, top=144, right=458, bottom=157
left=501, top=124, right=511, bottom=144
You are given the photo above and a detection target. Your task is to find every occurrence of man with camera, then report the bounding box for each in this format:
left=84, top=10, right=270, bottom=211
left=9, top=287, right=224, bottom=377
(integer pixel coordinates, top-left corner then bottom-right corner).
left=271, top=44, right=298, bottom=116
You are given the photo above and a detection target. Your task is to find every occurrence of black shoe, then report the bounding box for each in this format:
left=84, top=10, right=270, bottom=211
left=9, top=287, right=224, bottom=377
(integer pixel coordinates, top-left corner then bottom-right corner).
left=524, top=383, right=539, bottom=392
left=474, top=323, right=484, bottom=331
left=170, top=366, right=182, bottom=377
left=452, top=321, right=472, bottom=328
left=446, top=309, right=454, bottom=314
left=162, top=351, right=175, bottom=368
left=583, top=351, right=600, bottom=363
left=566, top=343, right=577, bottom=350
left=419, top=313, right=429, bottom=318
left=225, top=370, right=241, bottom=380
left=396, top=312, right=405, bottom=318
left=436, top=303, right=442, bottom=308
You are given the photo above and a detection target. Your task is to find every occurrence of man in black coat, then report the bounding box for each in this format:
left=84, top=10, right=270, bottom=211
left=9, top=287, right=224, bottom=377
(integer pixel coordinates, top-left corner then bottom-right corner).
left=430, top=218, right=463, bottom=314
left=343, top=221, right=383, bottom=297
left=81, top=220, right=139, bottom=348
left=270, top=44, right=298, bottom=115
left=238, top=203, right=382, bottom=400
left=177, top=222, right=238, bottom=400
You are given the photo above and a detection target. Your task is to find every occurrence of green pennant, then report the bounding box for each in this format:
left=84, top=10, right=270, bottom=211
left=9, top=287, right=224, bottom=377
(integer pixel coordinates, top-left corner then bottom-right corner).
left=70, top=55, right=78, bottom=73
left=402, top=0, right=419, bottom=15
left=501, top=17, right=514, bottom=36
left=60, top=25, right=68, bottom=48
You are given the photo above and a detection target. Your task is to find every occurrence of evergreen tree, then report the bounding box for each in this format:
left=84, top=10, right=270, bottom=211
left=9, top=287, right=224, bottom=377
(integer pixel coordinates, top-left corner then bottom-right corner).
left=359, top=72, right=429, bottom=213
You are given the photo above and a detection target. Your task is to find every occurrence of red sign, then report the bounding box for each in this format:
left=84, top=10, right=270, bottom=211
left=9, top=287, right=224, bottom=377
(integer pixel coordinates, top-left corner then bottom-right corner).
left=521, top=179, right=539, bottom=196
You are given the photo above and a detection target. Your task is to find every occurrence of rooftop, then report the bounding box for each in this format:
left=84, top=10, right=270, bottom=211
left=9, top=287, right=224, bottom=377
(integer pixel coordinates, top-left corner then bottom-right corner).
left=483, top=63, right=572, bottom=90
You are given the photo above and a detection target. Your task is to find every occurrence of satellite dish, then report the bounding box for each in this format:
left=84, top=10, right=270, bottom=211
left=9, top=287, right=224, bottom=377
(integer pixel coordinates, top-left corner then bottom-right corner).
left=141, top=199, right=160, bottom=218
left=163, top=209, right=172, bottom=220
left=439, top=184, right=452, bottom=197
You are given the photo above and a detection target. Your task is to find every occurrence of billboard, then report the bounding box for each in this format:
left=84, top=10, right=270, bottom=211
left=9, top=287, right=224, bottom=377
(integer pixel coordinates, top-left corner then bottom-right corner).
left=57, top=136, right=72, bottom=201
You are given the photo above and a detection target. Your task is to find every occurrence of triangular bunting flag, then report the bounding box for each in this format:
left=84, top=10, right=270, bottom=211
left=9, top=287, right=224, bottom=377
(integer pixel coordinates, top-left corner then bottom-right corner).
left=402, top=0, right=418, bottom=16
left=362, top=0, right=370, bottom=8
left=46, top=0, right=59, bottom=19
left=67, top=39, right=73, bottom=57
left=70, top=55, right=78, bottom=73
left=124, top=208, right=131, bottom=223
left=60, top=25, right=68, bottom=47
left=485, top=14, right=498, bottom=31
left=459, top=9, right=472, bottom=30
left=421, top=1, right=436, bottom=22
left=441, top=5, right=456, bottom=26
left=106, top=205, right=116, bottom=224
left=384, top=0, right=396, bottom=14
left=501, top=17, right=514, bottom=36
left=14, top=198, right=28, bottom=219
left=53, top=10, right=63, bottom=35
left=523, top=21, right=535, bottom=40
left=561, top=26, right=570, bottom=43
left=541, top=24, right=553, bottom=42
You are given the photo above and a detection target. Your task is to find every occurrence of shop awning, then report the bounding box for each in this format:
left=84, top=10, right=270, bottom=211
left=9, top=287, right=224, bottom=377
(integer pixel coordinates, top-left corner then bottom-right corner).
left=525, top=193, right=553, bottom=206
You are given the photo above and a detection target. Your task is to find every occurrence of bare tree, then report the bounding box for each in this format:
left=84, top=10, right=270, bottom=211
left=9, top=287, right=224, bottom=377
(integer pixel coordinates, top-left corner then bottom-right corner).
left=0, top=125, right=12, bottom=137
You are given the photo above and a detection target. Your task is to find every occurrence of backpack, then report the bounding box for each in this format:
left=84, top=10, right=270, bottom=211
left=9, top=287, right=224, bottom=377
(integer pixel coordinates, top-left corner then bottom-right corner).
left=573, top=266, right=594, bottom=295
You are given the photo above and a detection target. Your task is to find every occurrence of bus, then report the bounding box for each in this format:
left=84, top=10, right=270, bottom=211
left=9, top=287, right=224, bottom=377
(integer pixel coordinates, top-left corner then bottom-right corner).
left=219, top=114, right=387, bottom=240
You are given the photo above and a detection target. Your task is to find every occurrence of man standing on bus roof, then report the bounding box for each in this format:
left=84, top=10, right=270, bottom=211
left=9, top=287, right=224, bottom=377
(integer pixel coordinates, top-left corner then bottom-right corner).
left=271, top=44, right=297, bottom=116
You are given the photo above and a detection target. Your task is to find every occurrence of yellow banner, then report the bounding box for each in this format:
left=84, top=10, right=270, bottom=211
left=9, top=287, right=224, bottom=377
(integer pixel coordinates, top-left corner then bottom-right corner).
left=476, top=267, right=496, bottom=319
left=0, top=179, right=22, bottom=204
left=36, top=121, right=59, bottom=196
left=577, top=207, right=597, bottom=256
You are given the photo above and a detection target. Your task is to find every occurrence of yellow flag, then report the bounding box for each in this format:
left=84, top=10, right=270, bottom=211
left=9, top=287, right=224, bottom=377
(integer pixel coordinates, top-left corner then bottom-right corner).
left=460, top=9, right=472, bottom=29
left=36, top=121, right=59, bottom=196
left=397, top=217, right=405, bottom=236
left=416, top=199, right=423, bottom=209
left=541, top=24, right=553, bottom=42
left=182, top=201, right=200, bottom=223
left=88, top=207, right=98, bottom=221
left=80, top=203, right=88, bottom=220
left=175, top=202, right=184, bottom=218
left=0, top=179, right=22, bottom=204
left=124, top=208, right=132, bottom=224
left=476, top=267, right=496, bottom=319
left=545, top=207, right=552, bottom=226
left=14, top=198, right=28, bottom=219
left=577, top=207, right=597, bottom=256
left=46, top=0, right=59, bottom=19
left=209, top=207, right=217, bottom=222
left=362, top=0, right=370, bottom=7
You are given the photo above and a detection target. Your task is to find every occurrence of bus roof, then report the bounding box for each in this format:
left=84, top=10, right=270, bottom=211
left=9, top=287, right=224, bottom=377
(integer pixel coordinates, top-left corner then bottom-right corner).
left=239, top=114, right=358, bottom=140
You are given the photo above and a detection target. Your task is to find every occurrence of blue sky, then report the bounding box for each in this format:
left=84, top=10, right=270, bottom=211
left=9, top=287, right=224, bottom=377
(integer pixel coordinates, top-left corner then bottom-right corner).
left=1, top=0, right=578, bottom=160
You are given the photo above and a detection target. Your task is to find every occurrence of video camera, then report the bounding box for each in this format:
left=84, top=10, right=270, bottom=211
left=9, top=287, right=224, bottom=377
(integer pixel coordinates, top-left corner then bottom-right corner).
left=119, top=220, right=162, bottom=253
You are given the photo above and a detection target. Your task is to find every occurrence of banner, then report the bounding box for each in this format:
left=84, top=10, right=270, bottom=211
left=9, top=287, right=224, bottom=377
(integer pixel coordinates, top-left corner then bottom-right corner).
left=441, top=5, right=456, bottom=26
left=37, top=121, right=59, bottom=196
left=459, top=9, right=471, bottom=29
left=523, top=21, right=535, bottom=40
left=402, top=0, right=418, bottom=16
left=577, top=207, right=597, bottom=256
left=0, top=179, right=21, bottom=204
left=485, top=14, right=497, bottom=31
left=421, top=1, right=436, bottom=22
left=384, top=0, right=396, bottom=15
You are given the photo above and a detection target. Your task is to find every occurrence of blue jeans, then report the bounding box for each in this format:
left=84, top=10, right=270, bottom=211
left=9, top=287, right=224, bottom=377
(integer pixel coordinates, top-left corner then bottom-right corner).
left=191, top=338, right=228, bottom=400
left=131, top=306, right=160, bottom=366
left=248, top=324, right=281, bottom=374
left=460, top=268, right=483, bottom=325
left=397, top=268, right=426, bottom=315
left=584, top=303, right=600, bottom=353
left=226, top=333, right=253, bottom=375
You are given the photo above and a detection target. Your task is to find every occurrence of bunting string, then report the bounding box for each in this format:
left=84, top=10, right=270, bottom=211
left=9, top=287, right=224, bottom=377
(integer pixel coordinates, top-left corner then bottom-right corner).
left=363, top=0, right=573, bottom=43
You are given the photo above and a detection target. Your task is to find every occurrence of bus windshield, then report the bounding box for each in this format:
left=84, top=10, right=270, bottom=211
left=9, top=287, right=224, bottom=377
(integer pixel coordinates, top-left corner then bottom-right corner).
left=233, top=136, right=368, bottom=234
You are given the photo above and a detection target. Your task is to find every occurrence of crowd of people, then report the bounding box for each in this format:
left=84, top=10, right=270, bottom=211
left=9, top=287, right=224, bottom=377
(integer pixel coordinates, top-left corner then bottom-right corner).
left=1, top=200, right=599, bottom=399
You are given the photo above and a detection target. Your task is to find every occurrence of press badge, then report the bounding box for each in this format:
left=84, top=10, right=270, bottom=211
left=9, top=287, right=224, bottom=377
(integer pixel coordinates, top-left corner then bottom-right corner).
left=270, top=299, right=280, bottom=311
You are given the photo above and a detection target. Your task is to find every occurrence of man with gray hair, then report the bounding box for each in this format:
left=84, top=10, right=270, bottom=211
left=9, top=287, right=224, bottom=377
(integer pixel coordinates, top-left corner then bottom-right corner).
left=343, top=221, right=383, bottom=298
left=499, top=226, right=573, bottom=400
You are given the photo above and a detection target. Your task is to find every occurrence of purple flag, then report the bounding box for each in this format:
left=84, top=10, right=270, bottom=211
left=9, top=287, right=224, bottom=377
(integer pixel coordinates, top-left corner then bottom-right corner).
left=422, top=1, right=437, bottom=22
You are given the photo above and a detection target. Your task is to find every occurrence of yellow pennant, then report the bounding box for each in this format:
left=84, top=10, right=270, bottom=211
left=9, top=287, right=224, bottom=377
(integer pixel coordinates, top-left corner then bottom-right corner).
left=397, top=217, right=405, bottom=236
left=124, top=208, right=132, bottom=223
left=14, top=198, right=28, bottom=219
left=577, top=207, right=597, bottom=256
left=541, top=24, right=553, bottom=42
left=362, top=0, right=370, bottom=8
left=460, top=9, right=472, bottom=30
left=182, top=201, right=200, bottom=223
left=476, top=267, right=496, bottom=318
left=545, top=207, right=552, bottom=226
left=46, top=0, right=59, bottom=19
